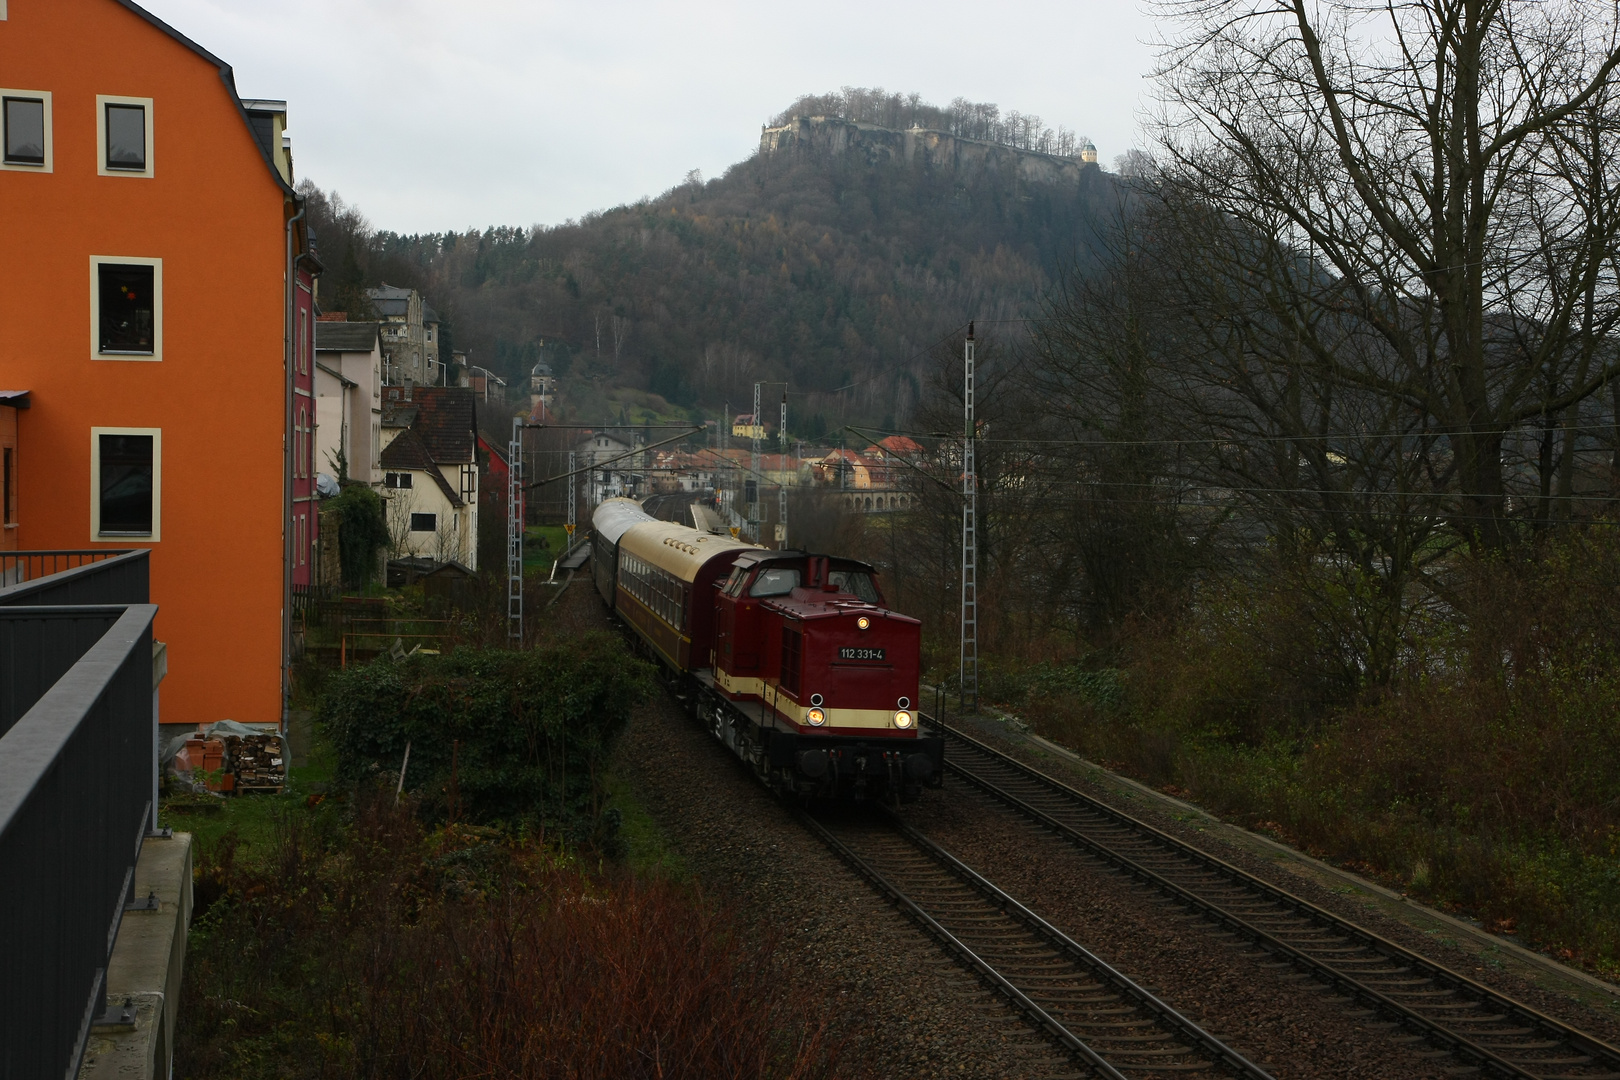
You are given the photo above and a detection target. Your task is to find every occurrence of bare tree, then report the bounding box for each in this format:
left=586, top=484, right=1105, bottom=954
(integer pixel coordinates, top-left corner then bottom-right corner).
left=1152, top=0, right=1620, bottom=547
left=611, top=314, right=630, bottom=366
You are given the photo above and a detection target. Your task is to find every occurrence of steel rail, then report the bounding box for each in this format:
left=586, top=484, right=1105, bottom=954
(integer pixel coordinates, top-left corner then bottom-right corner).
left=939, top=722, right=1620, bottom=1080
left=797, top=806, right=1275, bottom=1079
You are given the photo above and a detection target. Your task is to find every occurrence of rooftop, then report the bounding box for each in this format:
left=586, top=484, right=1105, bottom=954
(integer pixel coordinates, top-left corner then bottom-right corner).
left=315, top=321, right=381, bottom=353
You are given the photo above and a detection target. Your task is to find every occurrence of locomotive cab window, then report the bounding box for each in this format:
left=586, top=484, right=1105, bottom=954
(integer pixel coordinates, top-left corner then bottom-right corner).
left=749, top=567, right=800, bottom=597
left=828, top=569, right=881, bottom=604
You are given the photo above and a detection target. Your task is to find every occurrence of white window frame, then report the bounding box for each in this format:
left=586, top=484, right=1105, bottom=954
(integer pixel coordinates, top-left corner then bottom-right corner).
left=96, top=95, right=155, bottom=179
left=91, top=255, right=163, bottom=362
left=0, top=88, right=53, bottom=173
left=90, top=426, right=161, bottom=542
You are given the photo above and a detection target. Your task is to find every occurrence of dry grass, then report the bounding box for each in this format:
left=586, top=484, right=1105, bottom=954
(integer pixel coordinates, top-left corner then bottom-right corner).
left=178, top=796, right=860, bottom=1080
left=999, top=538, right=1620, bottom=979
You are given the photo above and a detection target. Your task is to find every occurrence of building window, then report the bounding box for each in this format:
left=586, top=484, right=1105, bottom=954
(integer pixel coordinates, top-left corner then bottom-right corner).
left=385, top=472, right=413, bottom=489
left=3, top=96, right=43, bottom=164
left=91, top=428, right=160, bottom=541
left=2, top=446, right=14, bottom=525
left=410, top=512, right=436, bottom=532
left=104, top=103, right=144, bottom=169
left=91, top=257, right=162, bottom=360
left=1, top=90, right=51, bottom=171
left=96, top=96, right=153, bottom=178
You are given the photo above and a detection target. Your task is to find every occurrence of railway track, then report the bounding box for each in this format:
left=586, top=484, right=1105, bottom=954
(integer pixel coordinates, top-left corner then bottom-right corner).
left=799, top=806, right=1275, bottom=1079
left=938, top=721, right=1620, bottom=1080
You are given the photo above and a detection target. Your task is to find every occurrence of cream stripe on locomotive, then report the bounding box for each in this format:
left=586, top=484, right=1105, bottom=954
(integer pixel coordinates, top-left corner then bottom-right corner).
left=715, top=669, right=764, bottom=698
left=762, top=682, right=913, bottom=732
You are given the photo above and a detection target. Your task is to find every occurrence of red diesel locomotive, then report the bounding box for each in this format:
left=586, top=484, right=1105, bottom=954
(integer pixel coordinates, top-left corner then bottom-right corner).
left=591, top=498, right=943, bottom=801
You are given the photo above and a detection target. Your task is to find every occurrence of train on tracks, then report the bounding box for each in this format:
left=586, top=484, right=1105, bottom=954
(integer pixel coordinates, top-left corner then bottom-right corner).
left=591, top=497, right=943, bottom=803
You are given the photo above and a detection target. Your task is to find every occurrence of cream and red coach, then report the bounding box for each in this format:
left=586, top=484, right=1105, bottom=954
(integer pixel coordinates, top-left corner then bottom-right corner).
left=592, top=498, right=943, bottom=801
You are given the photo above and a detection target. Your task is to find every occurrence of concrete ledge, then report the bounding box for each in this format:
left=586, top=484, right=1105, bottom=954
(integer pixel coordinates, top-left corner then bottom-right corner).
left=78, top=832, right=192, bottom=1080
left=962, top=715, right=1620, bottom=1010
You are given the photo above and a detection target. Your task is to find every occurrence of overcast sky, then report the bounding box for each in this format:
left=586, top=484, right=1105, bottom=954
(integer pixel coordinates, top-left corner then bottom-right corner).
left=138, top=1, right=1163, bottom=235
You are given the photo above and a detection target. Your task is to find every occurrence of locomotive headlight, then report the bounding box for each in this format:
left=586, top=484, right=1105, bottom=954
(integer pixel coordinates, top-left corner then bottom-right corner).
left=807, top=707, right=827, bottom=726
left=856, top=616, right=871, bottom=630
left=894, top=710, right=914, bottom=729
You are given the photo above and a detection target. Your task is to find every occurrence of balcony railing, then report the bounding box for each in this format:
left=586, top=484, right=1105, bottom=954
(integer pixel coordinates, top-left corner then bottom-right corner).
left=0, top=550, right=157, bottom=1079
left=0, top=549, right=149, bottom=608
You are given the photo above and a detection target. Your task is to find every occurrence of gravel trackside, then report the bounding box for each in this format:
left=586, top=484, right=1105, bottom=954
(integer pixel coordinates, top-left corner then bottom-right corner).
left=901, top=783, right=1454, bottom=1078
left=579, top=589, right=1078, bottom=1079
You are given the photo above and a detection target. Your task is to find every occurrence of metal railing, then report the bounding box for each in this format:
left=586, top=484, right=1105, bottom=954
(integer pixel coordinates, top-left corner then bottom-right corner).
left=0, top=549, right=149, bottom=608
left=0, top=602, right=158, bottom=1080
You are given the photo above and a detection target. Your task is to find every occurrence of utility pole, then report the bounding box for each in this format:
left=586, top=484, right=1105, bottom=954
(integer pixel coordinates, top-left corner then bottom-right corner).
left=960, top=322, right=978, bottom=713
left=777, top=392, right=788, bottom=547
left=750, top=381, right=762, bottom=541
left=507, top=415, right=523, bottom=646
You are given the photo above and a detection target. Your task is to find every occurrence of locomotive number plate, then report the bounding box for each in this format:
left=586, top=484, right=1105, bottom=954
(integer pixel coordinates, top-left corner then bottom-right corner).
left=838, top=647, right=886, bottom=662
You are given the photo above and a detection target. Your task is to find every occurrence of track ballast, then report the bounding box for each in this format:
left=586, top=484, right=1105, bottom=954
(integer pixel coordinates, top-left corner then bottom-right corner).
left=800, top=804, right=1275, bottom=1078
left=940, top=721, right=1620, bottom=1080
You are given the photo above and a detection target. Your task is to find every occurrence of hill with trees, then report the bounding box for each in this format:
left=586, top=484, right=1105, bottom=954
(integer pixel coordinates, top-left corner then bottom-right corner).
left=301, top=88, right=1120, bottom=431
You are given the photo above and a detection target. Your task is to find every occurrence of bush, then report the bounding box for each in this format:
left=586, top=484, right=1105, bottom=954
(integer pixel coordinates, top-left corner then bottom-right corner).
left=178, top=799, right=857, bottom=1080
left=1017, top=536, right=1620, bottom=977
left=320, top=637, right=654, bottom=844
left=330, top=483, right=389, bottom=589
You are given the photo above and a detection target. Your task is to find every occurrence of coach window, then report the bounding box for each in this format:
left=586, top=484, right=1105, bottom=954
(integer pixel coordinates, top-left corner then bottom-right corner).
left=97, top=96, right=154, bottom=178
left=91, top=428, right=160, bottom=541
left=92, top=257, right=162, bottom=360
left=1, top=90, right=51, bottom=171
left=749, top=566, right=800, bottom=597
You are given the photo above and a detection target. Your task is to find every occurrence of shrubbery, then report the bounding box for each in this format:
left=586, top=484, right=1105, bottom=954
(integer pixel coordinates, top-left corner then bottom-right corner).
left=320, top=636, right=654, bottom=846
left=1007, top=536, right=1620, bottom=977
left=328, top=483, right=389, bottom=589
left=179, top=799, right=855, bottom=1080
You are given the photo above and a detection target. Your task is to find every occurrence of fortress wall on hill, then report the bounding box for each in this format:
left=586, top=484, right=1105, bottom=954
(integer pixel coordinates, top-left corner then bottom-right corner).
left=759, top=115, right=1096, bottom=187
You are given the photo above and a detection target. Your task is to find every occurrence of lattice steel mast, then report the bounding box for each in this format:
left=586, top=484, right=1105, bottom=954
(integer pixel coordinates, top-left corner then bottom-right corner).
left=750, top=381, right=762, bottom=541
left=566, top=448, right=576, bottom=537
left=960, top=322, right=978, bottom=712
left=778, top=392, right=788, bottom=547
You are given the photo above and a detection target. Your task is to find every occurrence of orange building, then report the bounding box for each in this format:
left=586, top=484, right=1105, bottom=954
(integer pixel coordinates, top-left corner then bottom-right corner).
left=0, top=0, right=318, bottom=728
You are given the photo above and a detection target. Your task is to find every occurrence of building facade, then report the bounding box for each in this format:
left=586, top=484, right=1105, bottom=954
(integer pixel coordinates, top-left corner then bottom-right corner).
left=0, top=0, right=317, bottom=727
left=369, top=284, right=440, bottom=387
left=314, top=319, right=383, bottom=486
left=379, top=387, right=480, bottom=568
